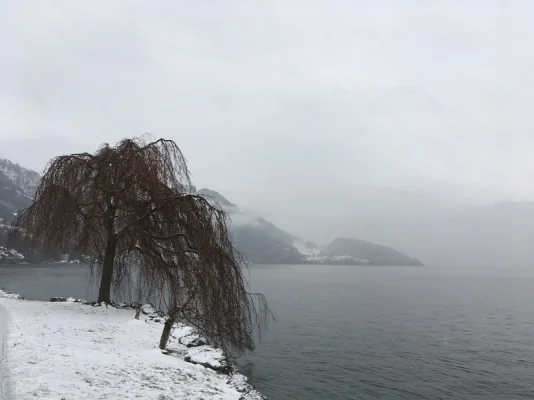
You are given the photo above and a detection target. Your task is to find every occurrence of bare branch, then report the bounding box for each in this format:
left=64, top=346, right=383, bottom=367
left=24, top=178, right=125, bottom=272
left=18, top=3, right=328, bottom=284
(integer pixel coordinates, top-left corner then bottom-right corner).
left=12, top=135, right=272, bottom=355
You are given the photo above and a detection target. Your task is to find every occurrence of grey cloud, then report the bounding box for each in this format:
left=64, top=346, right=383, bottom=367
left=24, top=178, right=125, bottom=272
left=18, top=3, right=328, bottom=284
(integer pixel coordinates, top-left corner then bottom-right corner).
left=1, top=0, right=534, bottom=244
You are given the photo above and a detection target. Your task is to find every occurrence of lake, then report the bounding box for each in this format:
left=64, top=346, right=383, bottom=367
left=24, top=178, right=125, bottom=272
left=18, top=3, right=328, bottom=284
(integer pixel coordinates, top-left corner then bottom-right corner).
left=2, top=264, right=534, bottom=399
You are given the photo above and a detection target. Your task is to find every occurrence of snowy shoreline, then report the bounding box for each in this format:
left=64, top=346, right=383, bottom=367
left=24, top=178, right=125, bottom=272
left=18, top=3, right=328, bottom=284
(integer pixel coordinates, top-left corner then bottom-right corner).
left=0, top=290, right=267, bottom=400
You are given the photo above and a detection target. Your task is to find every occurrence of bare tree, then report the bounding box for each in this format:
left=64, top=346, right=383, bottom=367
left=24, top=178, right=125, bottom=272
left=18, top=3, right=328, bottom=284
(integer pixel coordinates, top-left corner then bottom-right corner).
left=131, top=191, right=272, bottom=354
left=11, top=136, right=271, bottom=355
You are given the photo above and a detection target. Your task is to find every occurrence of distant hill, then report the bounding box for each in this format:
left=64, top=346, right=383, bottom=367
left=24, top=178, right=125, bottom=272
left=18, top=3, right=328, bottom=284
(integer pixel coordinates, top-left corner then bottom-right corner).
left=0, top=158, right=39, bottom=221
left=326, top=237, right=424, bottom=266
left=198, top=188, right=238, bottom=211
left=197, top=188, right=303, bottom=264
left=0, top=159, right=68, bottom=263
left=0, top=158, right=40, bottom=262
left=0, top=158, right=424, bottom=266
left=0, top=158, right=41, bottom=197
left=197, top=188, right=423, bottom=266
left=318, top=199, right=534, bottom=268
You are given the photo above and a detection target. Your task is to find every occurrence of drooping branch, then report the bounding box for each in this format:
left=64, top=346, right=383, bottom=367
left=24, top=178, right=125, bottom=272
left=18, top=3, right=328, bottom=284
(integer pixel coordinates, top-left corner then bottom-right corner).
left=11, top=134, right=272, bottom=354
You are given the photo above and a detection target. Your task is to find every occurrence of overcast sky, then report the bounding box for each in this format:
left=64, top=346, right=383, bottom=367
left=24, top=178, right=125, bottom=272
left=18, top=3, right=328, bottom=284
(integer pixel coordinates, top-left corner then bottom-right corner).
left=1, top=1, right=534, bottom=218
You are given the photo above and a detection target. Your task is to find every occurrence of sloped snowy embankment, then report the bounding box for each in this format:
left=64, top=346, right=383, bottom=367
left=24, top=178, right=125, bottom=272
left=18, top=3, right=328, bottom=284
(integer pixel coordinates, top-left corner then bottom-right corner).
left=0, top=291, right=265, bottom=400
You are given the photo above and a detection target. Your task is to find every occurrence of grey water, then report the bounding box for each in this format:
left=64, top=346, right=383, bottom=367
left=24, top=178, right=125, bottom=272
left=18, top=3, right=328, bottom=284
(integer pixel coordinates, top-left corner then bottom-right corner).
left=2, top=264, right=534, bottom=399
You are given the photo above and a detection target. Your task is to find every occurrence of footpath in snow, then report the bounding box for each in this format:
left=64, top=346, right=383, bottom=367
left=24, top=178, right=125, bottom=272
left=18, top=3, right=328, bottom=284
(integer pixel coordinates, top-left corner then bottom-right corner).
left=0, top=302, right=8, bottom=399
left=0, top=291, right=265, bottom=400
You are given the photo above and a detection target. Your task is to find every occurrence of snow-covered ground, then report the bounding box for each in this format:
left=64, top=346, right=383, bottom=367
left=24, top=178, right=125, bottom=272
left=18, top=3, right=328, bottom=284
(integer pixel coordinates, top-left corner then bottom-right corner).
left=0, top=247, right=24, bottom=263
left=0, top=291, right=265, bottom=400
left=0, top=302, right=8, bottom=399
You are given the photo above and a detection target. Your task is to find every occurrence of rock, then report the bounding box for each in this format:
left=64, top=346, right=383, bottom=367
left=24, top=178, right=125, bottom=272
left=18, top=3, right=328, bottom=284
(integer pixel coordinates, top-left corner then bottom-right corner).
left=184, top=355, right=232, bottom=375
left=228, top=374, right=270, bottom=400
left=118, top=302, right=128, bottom=308
left=179, top=334, right=209, bottom=348
left=141, top=304, right=156, bottom=315
left=49, top=297, right=87, bottom=303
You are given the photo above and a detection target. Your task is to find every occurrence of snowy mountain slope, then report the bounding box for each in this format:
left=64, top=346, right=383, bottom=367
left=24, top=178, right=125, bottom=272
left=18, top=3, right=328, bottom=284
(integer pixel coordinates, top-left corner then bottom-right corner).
left=199, top=189, right=423, bottom=266
left=198, top=188, right=239, bottom=214
left=0, top=158, right=41, bottom=198
left=0, top=158, right=40, bottom=222
left=292, top=239, right=323, bottom=261
left=0, top=160, right=62, bottom=263
left=198, top=188, right=303, bottom=264
left=0, top=172, right=32, bottom=221
left=0, top=157, right=423, bottom=266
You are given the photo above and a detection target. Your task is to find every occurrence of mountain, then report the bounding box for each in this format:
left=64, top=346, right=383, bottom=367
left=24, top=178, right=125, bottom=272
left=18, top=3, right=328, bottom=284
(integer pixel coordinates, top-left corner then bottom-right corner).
left=0, top=158, right=41, bottom=262
left=198, top=188, right=238, bottom=212
left=0, top=158, right=41, bottom=197
left=0, top=158, right=39, bottom=221
left=198, top=188, right=303, bottom=263
left=0, top=159, right=61, bottom=263
left=317, top=200, right=534, bottom=268
left=325, top=238, right=424, bottom=266
left=0, top=158, right=424, bottom=266
left=167, top=185, right=534, bottom=267
left=197, top=188, right=422, bottom=265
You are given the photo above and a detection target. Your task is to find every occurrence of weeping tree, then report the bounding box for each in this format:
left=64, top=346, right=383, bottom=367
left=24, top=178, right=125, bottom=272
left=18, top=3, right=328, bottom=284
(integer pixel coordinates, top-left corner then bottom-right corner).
left=12, top=136, right=271, bottom=354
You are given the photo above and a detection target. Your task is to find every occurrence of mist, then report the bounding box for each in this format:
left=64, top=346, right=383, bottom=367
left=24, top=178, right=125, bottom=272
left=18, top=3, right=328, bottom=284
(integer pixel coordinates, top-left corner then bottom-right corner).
left=1, top=1, right=534, bottom=267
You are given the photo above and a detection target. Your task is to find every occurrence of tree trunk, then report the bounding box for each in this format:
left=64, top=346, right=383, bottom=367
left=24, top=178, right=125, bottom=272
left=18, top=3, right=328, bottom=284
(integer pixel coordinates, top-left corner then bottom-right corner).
left=160, top=288, right=197, bottom=350
left=159, top=308, right=177, bottom=350
left=97, top=237, right=117, bottom=304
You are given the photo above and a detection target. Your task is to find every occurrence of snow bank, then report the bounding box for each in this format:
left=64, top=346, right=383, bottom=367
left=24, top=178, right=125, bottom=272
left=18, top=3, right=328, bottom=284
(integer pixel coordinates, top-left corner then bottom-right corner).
left=0, top=301, right=9, bottom=399
left=0, top=247, right=24, bottom=263
left=0, top=289, right=22, bottom=300
left=0, top=292, right=266, bottom=399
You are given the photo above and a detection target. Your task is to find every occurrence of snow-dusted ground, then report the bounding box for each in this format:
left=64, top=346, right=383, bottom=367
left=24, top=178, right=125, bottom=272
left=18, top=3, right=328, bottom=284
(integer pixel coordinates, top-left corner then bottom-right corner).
left=0, top=302, right=8, bottom=399
left=0, top=247, right=24, bottom=263
left=0, top=291, right=265, bottom=400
